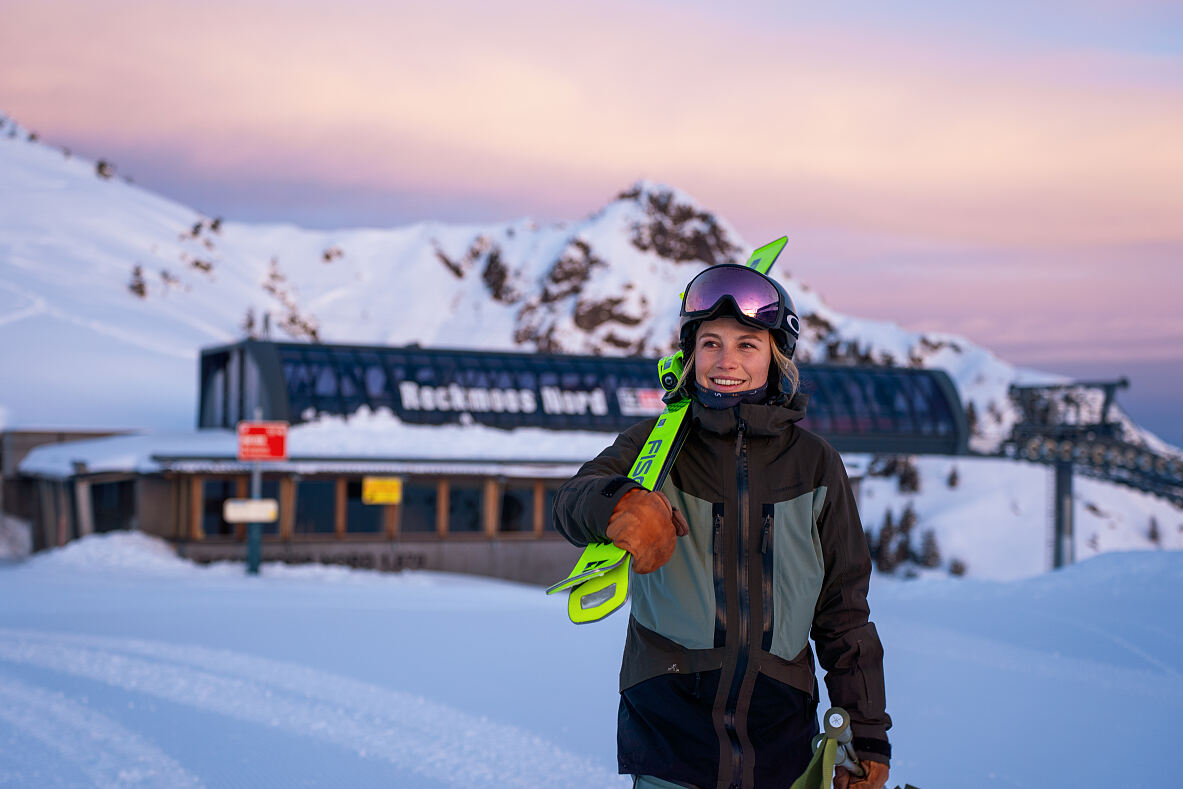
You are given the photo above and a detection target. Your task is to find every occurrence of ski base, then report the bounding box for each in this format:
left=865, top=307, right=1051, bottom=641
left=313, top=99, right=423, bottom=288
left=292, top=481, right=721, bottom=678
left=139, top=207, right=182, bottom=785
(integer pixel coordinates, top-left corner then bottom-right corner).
left=546, top=542, right=629, bottom=595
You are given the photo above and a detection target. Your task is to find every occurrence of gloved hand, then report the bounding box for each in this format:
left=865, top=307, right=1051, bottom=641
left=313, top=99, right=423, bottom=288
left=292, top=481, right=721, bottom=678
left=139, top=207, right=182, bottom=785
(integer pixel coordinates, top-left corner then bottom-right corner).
left=605, top=489, right=689, bottom=573
left=834, top=760, right=889, bottom=789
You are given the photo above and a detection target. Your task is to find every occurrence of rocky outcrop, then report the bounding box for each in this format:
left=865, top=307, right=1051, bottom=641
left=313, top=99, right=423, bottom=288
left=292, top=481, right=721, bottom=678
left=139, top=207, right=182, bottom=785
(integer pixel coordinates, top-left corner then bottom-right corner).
left=620, top=183, right=742, bottom=267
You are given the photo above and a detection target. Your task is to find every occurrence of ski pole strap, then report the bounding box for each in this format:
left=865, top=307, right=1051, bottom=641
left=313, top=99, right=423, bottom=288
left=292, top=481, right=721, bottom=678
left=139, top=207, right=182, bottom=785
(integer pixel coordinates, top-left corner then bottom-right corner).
left=789, top=734, right=837, bottom=789
left=789, top=707, right=865, bottom=789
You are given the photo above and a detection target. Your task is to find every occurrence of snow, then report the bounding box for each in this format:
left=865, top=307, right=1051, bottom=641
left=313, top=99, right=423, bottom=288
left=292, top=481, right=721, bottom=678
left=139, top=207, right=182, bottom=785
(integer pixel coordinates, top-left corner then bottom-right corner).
left=859, top=455, right=1183, bottom=580
left=0, top=514, right=31, bottom=561
left=2, top=531, right=1182, bottom=787
left=4, top=108, right=1183, bottom=785
left=18, top=408, right=620, bottom=479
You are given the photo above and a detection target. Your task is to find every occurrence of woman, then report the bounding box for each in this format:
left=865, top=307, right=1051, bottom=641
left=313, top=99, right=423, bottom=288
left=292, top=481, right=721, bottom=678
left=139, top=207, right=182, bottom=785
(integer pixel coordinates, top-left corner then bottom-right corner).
left=553, top=264, right=891, bottom=789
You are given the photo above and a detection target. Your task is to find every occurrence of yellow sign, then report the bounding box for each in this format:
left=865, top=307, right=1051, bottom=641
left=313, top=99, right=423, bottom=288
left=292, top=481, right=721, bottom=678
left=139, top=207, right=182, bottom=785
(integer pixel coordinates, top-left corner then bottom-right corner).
left=362, top=476, right=403, bottom=505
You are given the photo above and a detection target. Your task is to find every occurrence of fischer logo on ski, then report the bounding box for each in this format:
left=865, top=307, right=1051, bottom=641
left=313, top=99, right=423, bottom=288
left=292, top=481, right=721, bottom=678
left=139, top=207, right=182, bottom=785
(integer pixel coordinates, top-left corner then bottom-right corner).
left=630, top=439, right=664, bottom=483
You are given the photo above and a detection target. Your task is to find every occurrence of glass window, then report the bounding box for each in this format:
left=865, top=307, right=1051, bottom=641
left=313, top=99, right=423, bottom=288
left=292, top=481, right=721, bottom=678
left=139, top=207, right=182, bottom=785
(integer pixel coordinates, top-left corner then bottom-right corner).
left=906, top=375, right=939, bottom=435
left=543, top=484, right=562, bottom=532
left=315, top=364, right=338, bottom=398
left=881, top=374, right=914, bottom=433
left=798, top=374, right=831, bottom=433
left=200, top=352, right=229, bottom=428
left=91, top=480, right=135, bottom=533
left=499, top=484, right=535, bottom=532
left=814, top=371, right=855, bottom=433
left=856, top=373, right=891, bottom=432
left=400, top=480, right=438, bottom=533
left=202, top=480, right=237, bottom=538
left=841, top=373, right=874, bottom=432
left=260, top=480, right=280, bottom=535
left=65, top=484, right=80, bottom=542
left=294, top=480, right=336, bottom=534
left=361, top=354, right=388, bottom=401
left=448, top=482, right=483, bottom=533
left=346, top=480, right=383, bottom=534
left=226, top=350, right=241, bottom=424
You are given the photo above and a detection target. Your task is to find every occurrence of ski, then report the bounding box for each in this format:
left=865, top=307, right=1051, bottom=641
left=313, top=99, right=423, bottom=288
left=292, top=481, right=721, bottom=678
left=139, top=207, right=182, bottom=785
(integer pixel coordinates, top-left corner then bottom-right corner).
left=744, top=235, right=787, bottom=275
left=547, top=364, right=692, bottom=622
left=549, top=237, right=789, bottom=624
left=545, top=540, right=632, bottom=595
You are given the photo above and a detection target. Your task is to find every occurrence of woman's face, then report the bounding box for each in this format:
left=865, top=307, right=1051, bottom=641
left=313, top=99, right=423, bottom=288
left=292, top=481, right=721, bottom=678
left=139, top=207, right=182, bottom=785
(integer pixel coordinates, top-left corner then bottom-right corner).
left=693, top=317, right=772, bottom=393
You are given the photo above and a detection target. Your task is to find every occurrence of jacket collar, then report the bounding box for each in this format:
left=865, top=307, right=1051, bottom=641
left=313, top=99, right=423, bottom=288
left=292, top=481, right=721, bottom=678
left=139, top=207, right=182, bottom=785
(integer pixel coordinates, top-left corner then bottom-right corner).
left=690, top=392, right=809, bottom=437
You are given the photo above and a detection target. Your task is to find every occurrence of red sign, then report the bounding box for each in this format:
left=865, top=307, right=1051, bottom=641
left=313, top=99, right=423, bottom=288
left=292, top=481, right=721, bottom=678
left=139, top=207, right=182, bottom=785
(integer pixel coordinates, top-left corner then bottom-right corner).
left=237, top=421, right=288, bottom=461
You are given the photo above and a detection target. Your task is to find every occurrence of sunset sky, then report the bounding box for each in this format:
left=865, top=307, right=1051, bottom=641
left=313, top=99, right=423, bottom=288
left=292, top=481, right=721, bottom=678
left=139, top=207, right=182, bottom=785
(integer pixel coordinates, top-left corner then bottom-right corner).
left=2, top=0, right=1181, bottom=440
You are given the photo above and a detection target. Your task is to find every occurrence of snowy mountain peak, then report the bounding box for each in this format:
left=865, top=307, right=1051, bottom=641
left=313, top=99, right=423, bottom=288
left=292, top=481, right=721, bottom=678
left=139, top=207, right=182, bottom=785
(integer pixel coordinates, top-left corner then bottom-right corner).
left=605, top=180, right=744, bottom=268
left=0, top=112, right=1171, bottom=457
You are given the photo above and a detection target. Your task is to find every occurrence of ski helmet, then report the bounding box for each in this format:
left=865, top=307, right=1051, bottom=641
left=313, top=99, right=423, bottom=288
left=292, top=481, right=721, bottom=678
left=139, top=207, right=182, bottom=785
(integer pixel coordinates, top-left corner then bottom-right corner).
left=678, top=263, right=800, bottom=358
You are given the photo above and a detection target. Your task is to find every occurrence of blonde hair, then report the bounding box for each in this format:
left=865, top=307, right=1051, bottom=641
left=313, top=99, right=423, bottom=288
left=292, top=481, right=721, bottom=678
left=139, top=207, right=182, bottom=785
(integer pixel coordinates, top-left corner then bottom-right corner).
left=771, top=342, right=800, bottom=397
left=675, top=329, right=799, bottom=397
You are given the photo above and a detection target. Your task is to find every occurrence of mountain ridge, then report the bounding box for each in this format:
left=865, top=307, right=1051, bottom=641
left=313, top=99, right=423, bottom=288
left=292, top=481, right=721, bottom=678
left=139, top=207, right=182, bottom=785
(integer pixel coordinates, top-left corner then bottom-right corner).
left=4, top=113, right=1181, bottom=579
left=0, top=112, right=1169, bottom=460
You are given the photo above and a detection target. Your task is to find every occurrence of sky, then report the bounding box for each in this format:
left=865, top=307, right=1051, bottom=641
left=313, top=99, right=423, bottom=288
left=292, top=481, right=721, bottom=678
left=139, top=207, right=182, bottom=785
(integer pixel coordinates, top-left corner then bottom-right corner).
left=1, top=0, right=1181, bottom=441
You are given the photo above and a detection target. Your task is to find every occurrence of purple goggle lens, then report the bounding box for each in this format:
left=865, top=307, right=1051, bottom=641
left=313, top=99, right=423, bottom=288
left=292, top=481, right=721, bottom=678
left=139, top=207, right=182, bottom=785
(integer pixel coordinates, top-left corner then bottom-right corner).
left=682, top=265, right=781, bottom=326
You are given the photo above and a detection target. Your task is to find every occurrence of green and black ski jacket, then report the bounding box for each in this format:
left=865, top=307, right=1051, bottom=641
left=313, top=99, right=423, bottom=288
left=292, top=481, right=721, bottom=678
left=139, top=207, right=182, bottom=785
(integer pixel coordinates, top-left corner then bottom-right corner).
left=554, top=395, right=891, bottom=789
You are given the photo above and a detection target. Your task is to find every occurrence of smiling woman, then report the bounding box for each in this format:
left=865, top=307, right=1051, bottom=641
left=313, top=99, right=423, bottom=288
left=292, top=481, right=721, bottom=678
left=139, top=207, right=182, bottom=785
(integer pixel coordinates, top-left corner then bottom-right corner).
left=693, top=318, right=773, bottom=394
left=553, top=262, right=892, bottom=788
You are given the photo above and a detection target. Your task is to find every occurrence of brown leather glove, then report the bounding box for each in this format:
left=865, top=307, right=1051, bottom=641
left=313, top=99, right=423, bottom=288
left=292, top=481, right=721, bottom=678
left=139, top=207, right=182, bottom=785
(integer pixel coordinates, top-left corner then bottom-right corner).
left=605, top=489, right=689, bottom=574
left=834, top=760, right=889, bottom=789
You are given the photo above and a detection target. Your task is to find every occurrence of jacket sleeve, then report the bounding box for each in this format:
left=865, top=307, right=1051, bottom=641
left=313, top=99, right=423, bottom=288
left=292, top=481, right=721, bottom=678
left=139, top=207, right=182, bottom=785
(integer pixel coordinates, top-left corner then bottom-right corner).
left=810, top=443, right=892, bottom=764
left=551, top=418, right=655, bottom=547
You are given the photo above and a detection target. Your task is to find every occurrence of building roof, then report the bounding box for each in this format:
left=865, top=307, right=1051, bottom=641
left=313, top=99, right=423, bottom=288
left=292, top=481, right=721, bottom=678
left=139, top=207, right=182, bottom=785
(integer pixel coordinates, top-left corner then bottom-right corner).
left=18, top=411, right=617, bottom=480
left=201, top=340, right=969, bottom=454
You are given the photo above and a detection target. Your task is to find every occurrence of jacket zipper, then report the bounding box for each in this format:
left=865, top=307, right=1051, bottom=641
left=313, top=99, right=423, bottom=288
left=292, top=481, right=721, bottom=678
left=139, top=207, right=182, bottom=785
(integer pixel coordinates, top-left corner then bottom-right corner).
left=713, top=507, right=726, bottom=646
left=723, top=416, right=750, bottom=788
left=760, top=508, right=774, bottom=652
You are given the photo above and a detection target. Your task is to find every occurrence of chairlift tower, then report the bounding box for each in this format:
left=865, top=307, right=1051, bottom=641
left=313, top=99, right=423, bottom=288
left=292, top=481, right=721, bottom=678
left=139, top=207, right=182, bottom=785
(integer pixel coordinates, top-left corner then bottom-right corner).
left=1006, top=378, right=1183, bottom=568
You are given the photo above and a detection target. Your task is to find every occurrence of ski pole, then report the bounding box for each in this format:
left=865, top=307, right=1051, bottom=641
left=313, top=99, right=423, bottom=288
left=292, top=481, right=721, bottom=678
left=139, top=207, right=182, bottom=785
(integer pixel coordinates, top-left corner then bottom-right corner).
left=822, top=707, right=866, bottom=781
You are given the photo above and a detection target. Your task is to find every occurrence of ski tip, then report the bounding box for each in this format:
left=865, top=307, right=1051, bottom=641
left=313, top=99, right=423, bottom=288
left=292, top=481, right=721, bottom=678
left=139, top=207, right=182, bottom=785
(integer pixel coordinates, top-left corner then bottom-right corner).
left=745, top=236, right=788, bottom=275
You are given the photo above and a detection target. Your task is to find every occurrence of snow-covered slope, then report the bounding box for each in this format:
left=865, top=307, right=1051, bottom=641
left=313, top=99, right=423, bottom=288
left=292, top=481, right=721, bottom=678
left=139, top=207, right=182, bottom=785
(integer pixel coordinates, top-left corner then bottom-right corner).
left=857, top=455, right=1183, bottom=580
left=0, top=112, right=1064, bottom=444
left=2, top=532, right=1182, bottom=788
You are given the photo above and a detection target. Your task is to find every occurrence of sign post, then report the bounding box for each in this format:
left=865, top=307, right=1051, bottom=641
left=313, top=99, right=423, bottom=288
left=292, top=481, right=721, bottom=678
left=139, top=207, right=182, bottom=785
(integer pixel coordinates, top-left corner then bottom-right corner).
left=236, top=417, right=288, bottom=575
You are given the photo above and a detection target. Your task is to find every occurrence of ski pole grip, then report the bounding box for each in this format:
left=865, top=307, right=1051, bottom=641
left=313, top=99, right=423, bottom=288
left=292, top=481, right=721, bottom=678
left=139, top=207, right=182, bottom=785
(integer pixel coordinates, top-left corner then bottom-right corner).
left=823, top=707, right=851, bottom=741
left=822, top=707, right=866, bottom=780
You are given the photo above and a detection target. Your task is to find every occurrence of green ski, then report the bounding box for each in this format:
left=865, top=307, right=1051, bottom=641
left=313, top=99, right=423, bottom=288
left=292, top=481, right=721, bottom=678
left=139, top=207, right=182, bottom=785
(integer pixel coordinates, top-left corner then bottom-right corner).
left=549, top=236, right=789, bottom=624
left=546, top=373, right=691, bottom=623
left=745, top=235, right=788, bottom=275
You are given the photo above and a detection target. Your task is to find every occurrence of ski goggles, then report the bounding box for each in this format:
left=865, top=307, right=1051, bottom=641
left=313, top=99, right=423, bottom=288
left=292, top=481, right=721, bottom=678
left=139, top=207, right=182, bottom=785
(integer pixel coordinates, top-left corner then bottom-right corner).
left=680, top=264, right=785, bottom=328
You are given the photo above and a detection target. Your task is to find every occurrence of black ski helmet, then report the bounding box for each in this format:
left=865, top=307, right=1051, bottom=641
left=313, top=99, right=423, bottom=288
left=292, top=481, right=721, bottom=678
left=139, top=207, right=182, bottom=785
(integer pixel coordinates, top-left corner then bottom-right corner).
left=678, top=263, right=801, bottom=359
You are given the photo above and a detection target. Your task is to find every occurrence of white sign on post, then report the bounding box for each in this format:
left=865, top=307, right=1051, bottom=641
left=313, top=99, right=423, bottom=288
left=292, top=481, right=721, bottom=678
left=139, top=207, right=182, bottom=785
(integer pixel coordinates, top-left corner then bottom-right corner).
left=223, top=498, right=279, bottom=524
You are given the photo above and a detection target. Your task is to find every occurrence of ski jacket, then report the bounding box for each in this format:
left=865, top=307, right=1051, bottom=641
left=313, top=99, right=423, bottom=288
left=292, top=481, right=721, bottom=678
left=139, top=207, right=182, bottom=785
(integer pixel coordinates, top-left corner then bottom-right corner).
left=554, top=395, right=891, bottom=789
